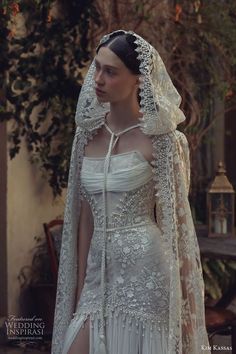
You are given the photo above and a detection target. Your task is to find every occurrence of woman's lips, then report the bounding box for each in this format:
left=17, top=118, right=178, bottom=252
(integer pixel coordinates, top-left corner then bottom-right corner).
left=95, top=88, right=106, bottom=96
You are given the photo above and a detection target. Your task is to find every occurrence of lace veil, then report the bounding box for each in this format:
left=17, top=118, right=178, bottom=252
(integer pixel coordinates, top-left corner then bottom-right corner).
left=75, top=30, right=186, bottom=134
left=51, top=30, right=210, bottom=354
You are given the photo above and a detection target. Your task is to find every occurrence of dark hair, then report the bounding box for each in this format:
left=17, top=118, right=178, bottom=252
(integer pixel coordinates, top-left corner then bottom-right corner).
left=96, top=31, right=140, bottom=75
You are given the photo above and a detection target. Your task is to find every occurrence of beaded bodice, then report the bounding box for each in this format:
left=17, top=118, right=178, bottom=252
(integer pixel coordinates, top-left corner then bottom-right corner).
left=81, top=151, right=156, bottom=230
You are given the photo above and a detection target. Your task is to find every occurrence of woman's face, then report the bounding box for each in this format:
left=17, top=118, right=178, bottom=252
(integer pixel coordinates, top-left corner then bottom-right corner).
left=94, top=46, right=139, bottom=104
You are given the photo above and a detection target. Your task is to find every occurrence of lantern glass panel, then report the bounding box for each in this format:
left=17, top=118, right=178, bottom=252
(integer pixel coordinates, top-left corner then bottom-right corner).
left=211, top=194, right=221, bottom=212
left=223, top=193, right=233, bottom=209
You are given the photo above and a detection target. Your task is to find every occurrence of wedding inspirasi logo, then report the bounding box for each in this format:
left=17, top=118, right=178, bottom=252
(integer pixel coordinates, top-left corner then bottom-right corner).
left=5, top=315, right=45, bottom=340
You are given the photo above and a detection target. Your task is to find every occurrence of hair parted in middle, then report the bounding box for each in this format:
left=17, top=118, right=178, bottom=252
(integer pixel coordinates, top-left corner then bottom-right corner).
left=96, top=30, right=141, bottom=75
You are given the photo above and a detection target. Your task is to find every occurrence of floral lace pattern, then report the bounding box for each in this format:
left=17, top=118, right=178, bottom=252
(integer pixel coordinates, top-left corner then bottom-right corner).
left=81, top=178, right=156, bottom=229
left=151, top=131, right=209, bottom=353
left=76, top=165, right=169, bottom=331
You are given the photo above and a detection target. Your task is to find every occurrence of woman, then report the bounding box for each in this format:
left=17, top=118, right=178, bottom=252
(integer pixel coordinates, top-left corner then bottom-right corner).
left=52, top=30, right=210, bottom=354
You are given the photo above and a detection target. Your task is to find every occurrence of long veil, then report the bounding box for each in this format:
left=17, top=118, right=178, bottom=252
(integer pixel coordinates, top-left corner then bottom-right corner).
left=51, top=30, right=210, bottom=354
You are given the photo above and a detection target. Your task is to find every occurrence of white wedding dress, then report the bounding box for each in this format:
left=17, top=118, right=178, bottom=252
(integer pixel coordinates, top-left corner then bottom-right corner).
left=61, top=123, right=170, bottom=354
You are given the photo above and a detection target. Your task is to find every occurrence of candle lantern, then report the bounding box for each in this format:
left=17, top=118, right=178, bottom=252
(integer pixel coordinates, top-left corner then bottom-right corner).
left=207, top=161, right=235, bottom=237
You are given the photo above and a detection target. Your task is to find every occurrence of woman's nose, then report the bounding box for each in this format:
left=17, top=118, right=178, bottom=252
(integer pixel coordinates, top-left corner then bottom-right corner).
left=95, top=70, right=104, bottom=85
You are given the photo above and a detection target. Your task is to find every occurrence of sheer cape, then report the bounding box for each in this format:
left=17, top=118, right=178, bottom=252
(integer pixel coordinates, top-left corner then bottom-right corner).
left=51, top=30, right=210, bottom=354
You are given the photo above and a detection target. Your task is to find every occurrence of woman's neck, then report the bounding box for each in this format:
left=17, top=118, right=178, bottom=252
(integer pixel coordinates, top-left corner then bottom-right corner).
left=107, top=98, right=141, bottom=131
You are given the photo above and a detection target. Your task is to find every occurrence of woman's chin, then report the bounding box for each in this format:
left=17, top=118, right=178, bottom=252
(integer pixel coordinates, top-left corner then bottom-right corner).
left=97, top=96, right=109, bottom=103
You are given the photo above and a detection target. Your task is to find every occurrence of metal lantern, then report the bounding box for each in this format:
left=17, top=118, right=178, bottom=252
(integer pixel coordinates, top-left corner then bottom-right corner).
left=207, top=161, right=235, bottom=237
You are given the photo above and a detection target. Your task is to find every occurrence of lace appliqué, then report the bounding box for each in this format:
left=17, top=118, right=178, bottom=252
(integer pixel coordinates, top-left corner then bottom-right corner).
left=77, top=175, right=169, bottom=332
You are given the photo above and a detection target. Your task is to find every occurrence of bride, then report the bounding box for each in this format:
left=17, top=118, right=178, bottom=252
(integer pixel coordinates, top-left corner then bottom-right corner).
left=51, top=30, right=210, bottom=354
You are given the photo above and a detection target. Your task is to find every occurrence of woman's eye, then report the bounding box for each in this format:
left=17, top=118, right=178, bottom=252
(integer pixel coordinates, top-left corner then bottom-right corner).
left=106, top=69, right=115, bottom=76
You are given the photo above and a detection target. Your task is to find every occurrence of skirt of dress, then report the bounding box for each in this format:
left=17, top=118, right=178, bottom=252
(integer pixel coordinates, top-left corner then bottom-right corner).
left=61, top=221, right=170, bottom=354
left=61, top=309, right=168, bottom=354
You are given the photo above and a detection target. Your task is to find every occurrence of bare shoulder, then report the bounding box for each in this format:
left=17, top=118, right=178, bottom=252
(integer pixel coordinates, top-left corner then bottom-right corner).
left=126, top=127, right=154, bottom=163
left=84, top=124, right=109, bottom=157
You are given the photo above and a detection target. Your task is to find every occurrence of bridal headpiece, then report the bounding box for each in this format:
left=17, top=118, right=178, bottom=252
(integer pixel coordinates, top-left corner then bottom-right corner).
left=75, top=30, right=186, bottom=135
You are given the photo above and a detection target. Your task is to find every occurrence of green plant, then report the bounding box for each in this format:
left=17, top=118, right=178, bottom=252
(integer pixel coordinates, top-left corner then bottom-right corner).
left=0, top=0, right=100, bottom=196
left=202, top=257, right=236, bottom=304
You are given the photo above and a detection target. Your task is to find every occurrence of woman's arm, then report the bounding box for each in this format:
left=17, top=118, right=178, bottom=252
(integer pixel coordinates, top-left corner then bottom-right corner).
left=74, top=197, right=94, bottom=310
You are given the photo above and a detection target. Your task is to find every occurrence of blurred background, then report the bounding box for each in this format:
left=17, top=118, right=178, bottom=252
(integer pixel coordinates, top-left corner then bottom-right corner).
left=0, top=0, right=236, bottom=353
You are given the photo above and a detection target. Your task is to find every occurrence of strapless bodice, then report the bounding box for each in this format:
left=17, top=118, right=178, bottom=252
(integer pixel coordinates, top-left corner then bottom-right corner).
left=81, top=150, right=153, bottom=193
left=81, top=150, right=156, bottom=230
